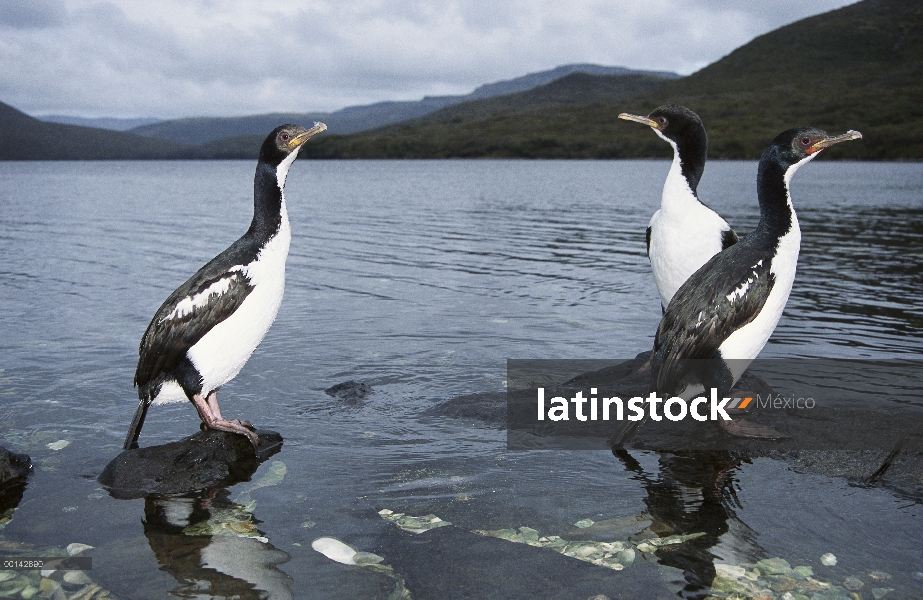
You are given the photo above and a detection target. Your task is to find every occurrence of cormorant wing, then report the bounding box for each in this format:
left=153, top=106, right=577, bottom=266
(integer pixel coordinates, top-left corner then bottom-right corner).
left=134, top=258, right=254, bottom=389
left=653, top=244, right=774, bottom=393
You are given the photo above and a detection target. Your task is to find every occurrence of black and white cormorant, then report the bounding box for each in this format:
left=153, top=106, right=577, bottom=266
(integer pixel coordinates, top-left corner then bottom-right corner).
left=124, top=122, right=327, bottom=451
left=651, top=127, right=862, bottom=402
left=619, top=106, right=738, bottom=311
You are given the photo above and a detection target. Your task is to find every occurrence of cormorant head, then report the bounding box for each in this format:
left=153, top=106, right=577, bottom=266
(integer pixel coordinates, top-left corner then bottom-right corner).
left=259, top=122, right=327, bottom=166
left=618, top=105, right=705, bottom=147
left=619, top=105, right=708, bottom=189
left=763, top=127, right=862, bottom=181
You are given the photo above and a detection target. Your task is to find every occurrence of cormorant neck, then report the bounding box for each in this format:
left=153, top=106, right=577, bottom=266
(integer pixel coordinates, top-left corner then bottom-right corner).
left=656, top=129, right=706, bottom=193
left=755, top=150, right=812, bottom=237
left=249, top=161, right=285, bottom=240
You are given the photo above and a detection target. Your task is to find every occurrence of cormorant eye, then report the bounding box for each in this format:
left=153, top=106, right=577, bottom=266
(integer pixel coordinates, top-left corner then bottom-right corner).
left=801, top=136, right=811, bottom=146
left=658, top=117, right=668, bottom=126
left=280, top=132, right=291, bottom=142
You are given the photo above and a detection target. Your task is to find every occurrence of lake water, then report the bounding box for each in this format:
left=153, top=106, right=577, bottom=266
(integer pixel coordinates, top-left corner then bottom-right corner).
left=0, top=159, right=921, bottom=599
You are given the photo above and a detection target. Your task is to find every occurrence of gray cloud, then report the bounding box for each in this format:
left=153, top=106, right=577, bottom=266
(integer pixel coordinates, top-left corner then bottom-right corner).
left=0, top=0, right=66, bottom=29
left=0, top=0, right=855, bottom=119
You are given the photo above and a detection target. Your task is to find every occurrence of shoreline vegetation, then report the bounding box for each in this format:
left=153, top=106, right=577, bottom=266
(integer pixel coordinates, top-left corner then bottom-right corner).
left=2, top=0, right=920, bottom=161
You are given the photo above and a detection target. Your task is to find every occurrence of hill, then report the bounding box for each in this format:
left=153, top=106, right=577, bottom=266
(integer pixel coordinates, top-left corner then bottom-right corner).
left=126, top=64, right=678, bottom=146
left=301, top=72, right=676, bottom=159
left=0, top=102, right=188, bottom=160
left=306, top=0, right=923, bottom=159
left=195, top=72, right=672, bottom=160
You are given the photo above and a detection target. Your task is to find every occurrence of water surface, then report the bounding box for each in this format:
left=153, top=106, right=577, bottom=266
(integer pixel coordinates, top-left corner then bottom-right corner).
left=0, top=159, right=920, bottom=599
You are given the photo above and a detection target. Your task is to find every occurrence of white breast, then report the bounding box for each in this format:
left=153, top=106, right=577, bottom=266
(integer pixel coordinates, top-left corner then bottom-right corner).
left=648, top=145, right=731, bottom=308
left=718, top=211, right=800, bottom=383
left=187, top=209, right=291, bottom=396
left=717, top=151, right=814, bottom=383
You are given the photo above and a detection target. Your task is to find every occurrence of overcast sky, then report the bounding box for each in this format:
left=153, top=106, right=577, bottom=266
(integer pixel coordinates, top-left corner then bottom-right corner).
left=1, top=0, right=856, bottom=119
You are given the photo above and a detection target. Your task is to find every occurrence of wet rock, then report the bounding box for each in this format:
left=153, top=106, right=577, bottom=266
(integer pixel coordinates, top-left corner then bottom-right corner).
left=563, top=514, right=653, bottom=540
left=63, top=571, right=93, bottom=586
left=311, top=537, right=359, bottom=565
left=98, top=429, right=282, bottom=499
left=793, top=565, right=814, bottom=579
left=573, top=519, right=594, bottom=529
left=0, top=446, right=30, bottom=523
left=324, top=380, right=371, bottom=400
left=0, top=446, right=31, bottom=486
left=378, top=509, right=451, bottom=534
left=756, top=557, right=794, bottom=577
left=842, top=576, right=864, bottom=591
left=820, top=552, right=837, bottom=566
left=66, top=543, right=94, bottom=556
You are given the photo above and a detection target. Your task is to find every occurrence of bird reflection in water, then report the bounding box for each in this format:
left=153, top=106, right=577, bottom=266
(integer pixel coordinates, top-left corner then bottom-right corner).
left=613, top=448, right=766, bottom=599
left=143, top=489, right=293, bottom=599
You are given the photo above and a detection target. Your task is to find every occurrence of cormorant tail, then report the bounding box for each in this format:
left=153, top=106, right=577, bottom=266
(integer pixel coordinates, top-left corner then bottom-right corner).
left=123, top=395, right=151, bottom=450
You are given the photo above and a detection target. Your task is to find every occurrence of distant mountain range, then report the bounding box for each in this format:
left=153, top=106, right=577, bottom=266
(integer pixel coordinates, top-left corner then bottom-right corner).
left=2, top=0, right=920, bottom=160
left=0, top=64, right=677, bottom=159
left=119, top=64, right=678, bottom=145
left=38, top=115, right=163, bottom=131
left=304, top=0, right=922, bottom=160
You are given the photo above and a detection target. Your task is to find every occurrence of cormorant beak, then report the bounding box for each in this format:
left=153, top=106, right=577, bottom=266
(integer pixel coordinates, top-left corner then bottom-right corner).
left=618, top=112, right=660, bottom=129
left=289, top=122, right=327, bottom=150
left=807, top=130, right=862, bottom=154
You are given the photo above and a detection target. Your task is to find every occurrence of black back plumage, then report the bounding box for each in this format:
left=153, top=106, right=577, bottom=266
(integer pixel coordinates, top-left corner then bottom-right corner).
left=134, top=243, right=259, bottom=395
left=652, top=241, right=776, bottom=393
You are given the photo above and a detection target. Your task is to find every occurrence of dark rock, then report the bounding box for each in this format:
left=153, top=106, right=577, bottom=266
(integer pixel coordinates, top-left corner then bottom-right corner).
left=0, top=446, right=31, bottom=515
left=324, top=380, right=372, bottom=400
left=562, top=351, right=652, bottom=388
left=0, top=446, right=31, bottom=486
left=98, top=429, right=282, bottom=500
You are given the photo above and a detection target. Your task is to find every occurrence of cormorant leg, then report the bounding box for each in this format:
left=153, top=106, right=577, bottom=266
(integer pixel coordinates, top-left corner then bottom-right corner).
left=206, top=391, right=253, bottom=429
left=190, top=393, right=260, bottom=451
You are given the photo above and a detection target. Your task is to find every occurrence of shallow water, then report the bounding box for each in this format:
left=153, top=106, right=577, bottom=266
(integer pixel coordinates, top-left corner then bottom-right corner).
left=0, top=159, right=921, bottom=599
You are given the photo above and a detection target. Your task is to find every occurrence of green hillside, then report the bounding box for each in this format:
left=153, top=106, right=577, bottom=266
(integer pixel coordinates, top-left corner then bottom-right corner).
left=0, top=102, right=188, bottom=160
left=304, top=0, right=923, bottom=159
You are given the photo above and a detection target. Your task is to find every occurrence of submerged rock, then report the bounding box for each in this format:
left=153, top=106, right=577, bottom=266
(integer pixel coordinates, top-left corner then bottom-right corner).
left=310, top=537, right=386, bottom=568
left=474, top=522, right=682, bottom=572
left=324, top=380, right=372, bottom=401
left=98, top=429, right=282, bottom=499
left=378, top=509, right=451, bottom=534
left=422, top=392, right=507, bottom=426
left=312, top=535, right=411, bottom=598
